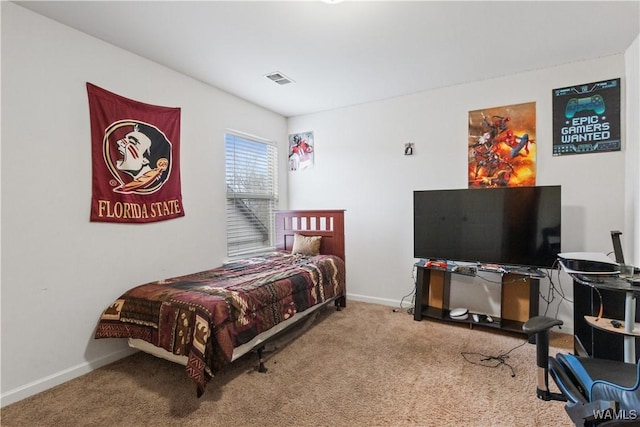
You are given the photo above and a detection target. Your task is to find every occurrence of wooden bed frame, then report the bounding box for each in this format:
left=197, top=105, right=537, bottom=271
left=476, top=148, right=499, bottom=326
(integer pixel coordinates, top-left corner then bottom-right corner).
left=275, top=209, right=346, bottom=307
left=129, top=209, right=346, bottom=374
left=275, top=209, right=345, bottom=261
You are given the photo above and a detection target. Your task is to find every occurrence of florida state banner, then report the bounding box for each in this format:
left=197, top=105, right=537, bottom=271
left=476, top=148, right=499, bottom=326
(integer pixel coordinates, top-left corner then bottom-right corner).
left=87, top=83, right=184, bottom=223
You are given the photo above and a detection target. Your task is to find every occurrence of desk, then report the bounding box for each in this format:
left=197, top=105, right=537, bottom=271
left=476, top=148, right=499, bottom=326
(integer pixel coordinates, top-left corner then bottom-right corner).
left=584, top=316, right=640, bottom=338
left=572, top=274, right=640, bottom=363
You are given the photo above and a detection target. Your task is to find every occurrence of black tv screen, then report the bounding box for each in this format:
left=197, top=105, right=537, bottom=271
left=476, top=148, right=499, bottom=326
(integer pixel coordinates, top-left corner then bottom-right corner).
left=413, top=186, right=561, bottom=268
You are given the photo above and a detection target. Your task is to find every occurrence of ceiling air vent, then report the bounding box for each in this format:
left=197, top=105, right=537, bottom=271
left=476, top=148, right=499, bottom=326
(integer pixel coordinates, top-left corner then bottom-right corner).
left=265, top=72, right=294, bottom=85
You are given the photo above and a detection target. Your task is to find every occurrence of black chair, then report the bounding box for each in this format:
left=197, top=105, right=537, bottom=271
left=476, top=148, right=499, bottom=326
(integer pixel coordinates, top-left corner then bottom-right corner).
left=523, top=316, right=640, bottom=426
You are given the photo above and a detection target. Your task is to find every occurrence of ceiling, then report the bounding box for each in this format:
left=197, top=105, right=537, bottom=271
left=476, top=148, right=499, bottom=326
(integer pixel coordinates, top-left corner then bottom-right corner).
left=14, top=1, right=640, bottom=118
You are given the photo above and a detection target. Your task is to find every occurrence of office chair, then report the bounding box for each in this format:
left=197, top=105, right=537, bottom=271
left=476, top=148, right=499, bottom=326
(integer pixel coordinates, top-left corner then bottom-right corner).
left=523, top=316, right=640, bottom=426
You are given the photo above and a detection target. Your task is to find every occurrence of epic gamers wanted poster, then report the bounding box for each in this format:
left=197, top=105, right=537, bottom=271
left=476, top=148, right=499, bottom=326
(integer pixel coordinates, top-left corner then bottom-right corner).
left=552, top=78, right=620, bottom=156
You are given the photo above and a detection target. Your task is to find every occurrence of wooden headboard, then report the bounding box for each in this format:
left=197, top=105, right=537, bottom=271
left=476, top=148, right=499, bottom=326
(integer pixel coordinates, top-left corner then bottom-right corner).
left=275, top=210, right=345, bottom=261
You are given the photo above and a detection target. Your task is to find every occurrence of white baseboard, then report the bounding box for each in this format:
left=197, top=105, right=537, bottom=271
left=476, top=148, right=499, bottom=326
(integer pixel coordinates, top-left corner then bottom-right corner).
left=553, top=324, right=574, bottom=336
left=1, top=347, right=136, bottom=408
left=347, top=292, right=406, bottom=308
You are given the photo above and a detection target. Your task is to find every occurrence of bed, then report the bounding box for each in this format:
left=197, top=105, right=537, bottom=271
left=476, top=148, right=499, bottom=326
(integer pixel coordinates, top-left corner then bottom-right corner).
left=94, top=209, right=346, bottom=396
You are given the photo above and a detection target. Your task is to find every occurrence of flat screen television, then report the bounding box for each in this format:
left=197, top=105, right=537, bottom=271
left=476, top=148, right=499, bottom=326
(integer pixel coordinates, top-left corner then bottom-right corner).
left=413, top=185, right=561, bottom=268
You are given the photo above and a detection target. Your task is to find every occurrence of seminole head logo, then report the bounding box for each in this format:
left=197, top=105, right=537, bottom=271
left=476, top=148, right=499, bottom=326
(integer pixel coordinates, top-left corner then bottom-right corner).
left=103, top=120, right=172, bottom=194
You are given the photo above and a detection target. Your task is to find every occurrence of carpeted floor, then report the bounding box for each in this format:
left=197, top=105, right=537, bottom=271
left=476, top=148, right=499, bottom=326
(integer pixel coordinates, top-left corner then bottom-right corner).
left=1, top=300, right=573, bottom=426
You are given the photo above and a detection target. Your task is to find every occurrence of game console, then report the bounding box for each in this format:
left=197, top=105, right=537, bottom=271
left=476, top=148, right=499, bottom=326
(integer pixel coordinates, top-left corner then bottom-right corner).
left=449, top=308, right=468, bottom=321
left=557, top=252, right=619, bottom=275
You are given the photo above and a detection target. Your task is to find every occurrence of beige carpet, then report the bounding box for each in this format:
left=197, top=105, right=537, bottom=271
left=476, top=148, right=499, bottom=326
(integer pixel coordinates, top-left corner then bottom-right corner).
left=1, top=301, right=573, bottom=426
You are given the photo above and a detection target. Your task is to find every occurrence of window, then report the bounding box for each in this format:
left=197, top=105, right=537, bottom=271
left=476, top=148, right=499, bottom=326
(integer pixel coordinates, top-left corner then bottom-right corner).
left=225, top=131, right=278, bottom=257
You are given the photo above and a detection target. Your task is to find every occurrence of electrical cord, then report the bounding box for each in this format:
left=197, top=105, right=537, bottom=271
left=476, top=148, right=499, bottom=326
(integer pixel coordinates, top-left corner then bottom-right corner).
left=393, top=264, right=417, bottom=314
left=591, top=284, right=604, bottom=321
left=461, top=338, right=528, bottom=378
left=568, top=273, right=606, bottom=321
left=475, top=274, right=529, bottom=285
left=540, top=260, right=572, bottom=321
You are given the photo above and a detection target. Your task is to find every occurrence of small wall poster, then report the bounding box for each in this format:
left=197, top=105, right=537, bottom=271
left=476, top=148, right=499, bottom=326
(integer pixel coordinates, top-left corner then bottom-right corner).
left=552, top=78, right=621, bottom=156
left=468, top=102, right=537, bottom=188
left=288, top=131, right=314, bottom=171
left=404, top=142, right=414, bottom=155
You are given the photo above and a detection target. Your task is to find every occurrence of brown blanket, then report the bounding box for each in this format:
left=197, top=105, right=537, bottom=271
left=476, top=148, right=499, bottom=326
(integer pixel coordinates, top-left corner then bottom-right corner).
left=95, top=252, right=346, bottom=396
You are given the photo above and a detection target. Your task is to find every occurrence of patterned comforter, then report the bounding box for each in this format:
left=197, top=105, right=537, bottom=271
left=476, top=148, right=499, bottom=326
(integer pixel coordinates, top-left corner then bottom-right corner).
left=95, top=252, right=346, bottom=396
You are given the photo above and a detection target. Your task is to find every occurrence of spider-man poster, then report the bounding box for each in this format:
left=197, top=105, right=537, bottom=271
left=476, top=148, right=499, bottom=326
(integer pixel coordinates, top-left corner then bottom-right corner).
left=468, top=102, right=536, bottom=188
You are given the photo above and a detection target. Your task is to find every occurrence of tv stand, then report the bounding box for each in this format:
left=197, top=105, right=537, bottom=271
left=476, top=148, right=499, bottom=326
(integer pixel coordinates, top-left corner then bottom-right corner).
left=413, top=262, right=541, bottom=335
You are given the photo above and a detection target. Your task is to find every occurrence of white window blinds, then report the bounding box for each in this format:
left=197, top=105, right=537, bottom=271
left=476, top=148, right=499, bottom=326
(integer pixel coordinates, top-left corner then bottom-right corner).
left=225, top=131, right=278, bottom=257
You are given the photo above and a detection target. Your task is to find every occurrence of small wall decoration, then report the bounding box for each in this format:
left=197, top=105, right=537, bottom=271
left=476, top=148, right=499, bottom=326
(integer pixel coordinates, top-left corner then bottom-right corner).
left=468, top=102, right=536, bottom=188
left=288, top=131, right=314, bottom=171
left=404, top=142, right=414, bottom=155
left=552, top=78, right=620, bottom=156
left=87, top=83, right=184, bottom=223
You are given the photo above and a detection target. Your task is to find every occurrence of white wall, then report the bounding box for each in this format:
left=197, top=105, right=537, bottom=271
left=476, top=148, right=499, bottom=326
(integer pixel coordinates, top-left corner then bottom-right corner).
left=1, top=3, right=288, bottom=405
left=2, top=1, right=638, bottom=408
left=626, top=34, right=640, bottom=267
left=288, top=54, right=635, bottom=333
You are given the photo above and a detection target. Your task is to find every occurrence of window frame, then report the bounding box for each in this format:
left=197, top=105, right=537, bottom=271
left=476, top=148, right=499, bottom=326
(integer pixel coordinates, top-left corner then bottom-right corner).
left=224, top=130, right=278, bottom=258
